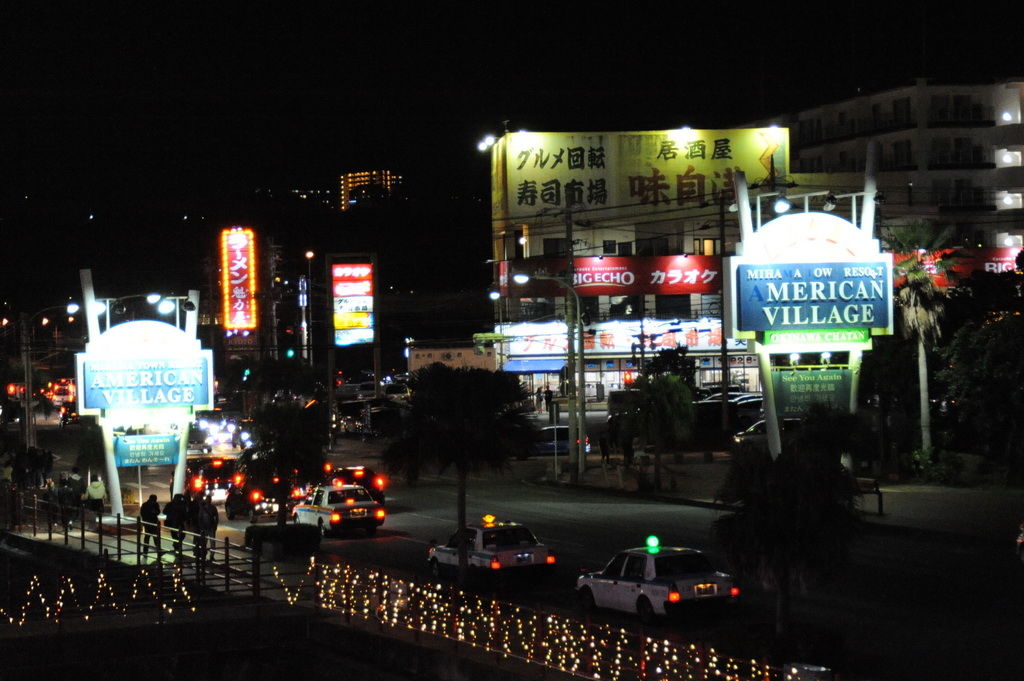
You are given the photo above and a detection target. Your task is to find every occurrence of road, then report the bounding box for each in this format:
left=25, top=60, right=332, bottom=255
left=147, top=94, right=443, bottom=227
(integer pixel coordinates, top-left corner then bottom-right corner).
left=273, top=459, right=1022, bottom=681
left=29, top=421, right=1024, bottom=681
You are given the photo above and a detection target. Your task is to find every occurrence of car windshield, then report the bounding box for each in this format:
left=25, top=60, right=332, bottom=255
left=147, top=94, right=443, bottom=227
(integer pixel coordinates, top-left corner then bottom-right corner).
left=653, top=553, right=715, bottom=576
left=327, top=488, right=373, bottom=504
left=482, top=527, right=538, bottom=547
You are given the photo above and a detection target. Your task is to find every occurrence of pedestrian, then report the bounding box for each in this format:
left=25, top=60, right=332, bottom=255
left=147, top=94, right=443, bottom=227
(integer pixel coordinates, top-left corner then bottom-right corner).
left=67, top=467, right=86, bottom=503
left=84, top=475, right=107, bottom=517
left=162, top=493, right=188, bottom=555
left=535, top=387, right=544, bottom=411
left=140, top=494, right=162, bottom=559
left=599, top=433, right=610, bottom=465
left=544, top=388, right=553, bottom=409
left=194, top=496, right=219, bottom=579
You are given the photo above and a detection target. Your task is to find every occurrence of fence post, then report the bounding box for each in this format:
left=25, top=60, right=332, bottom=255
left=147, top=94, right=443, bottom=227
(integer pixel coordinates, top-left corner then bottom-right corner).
left=157, top=553, right=165, bottom=625
left=136, top=517, right=142, bottom=564
left=31, top=494, right=37, bottom=536
left=79, top=504, right=86, bottom=551
left=46, top=496, right=53, bottom=541
left=97, top=510, right=104, bottom=558
left=115, top=514, right=122, bottom=561
left=224, top=538, right=231, bottom=593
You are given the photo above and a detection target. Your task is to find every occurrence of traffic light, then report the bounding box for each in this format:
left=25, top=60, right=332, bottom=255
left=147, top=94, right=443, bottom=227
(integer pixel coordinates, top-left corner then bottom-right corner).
left=6, top=383, right=25, bottom=397
left=285, top=348, right=296, bottom=358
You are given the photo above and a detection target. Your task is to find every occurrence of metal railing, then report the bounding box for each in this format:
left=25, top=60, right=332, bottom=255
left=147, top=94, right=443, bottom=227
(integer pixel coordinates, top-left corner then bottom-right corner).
left=0, top=487, right=789, bottom=681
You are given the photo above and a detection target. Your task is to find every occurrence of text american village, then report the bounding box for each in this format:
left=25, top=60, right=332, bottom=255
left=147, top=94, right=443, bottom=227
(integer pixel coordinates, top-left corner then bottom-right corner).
left=85, top=358, right=206, bottom=407
left=742, top=263, right=889, bottom=327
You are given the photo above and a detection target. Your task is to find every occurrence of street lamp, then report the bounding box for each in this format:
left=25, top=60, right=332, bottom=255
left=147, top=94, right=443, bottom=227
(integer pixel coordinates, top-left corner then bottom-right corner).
left=512, top=272, right=588, bottom=482
left=20, top=301, right=80, bottom=449
left=303, top=250, right=315, bottom=365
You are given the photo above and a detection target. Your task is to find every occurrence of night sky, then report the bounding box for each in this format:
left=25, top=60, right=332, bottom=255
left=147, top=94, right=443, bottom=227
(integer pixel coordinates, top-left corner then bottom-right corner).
left=2, top=3, right=1022, bottom=310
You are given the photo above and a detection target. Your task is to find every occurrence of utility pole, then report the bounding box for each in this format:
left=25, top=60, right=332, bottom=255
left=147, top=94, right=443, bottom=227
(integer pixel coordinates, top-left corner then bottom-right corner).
left=719, top=193, right=731, bottom=434
left=564, top=206, right=579, bottom=483
left=19, top=313, right=36, bottom=449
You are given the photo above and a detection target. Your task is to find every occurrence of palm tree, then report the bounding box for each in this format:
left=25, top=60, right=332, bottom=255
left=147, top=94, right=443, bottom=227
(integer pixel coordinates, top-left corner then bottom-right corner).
left=715, top=404, right=862, bottom=637
left=382, top=363, right=535, bottom=583
left=883, top=222, right=959, bottom=454
left=628, top=374, right=695, bottom=490
left=242, top=401, right=328, bottom=526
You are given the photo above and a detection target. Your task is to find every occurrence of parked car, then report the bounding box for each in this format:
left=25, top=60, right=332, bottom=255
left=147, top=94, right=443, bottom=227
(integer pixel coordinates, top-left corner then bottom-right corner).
left=532, top=425, right=569, bottom=456
left=732, top=418, right=803, bottom=449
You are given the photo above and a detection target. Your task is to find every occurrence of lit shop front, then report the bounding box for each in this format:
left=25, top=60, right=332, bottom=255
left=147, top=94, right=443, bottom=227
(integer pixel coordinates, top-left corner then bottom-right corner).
left=498, top=318, right=756, bottom=398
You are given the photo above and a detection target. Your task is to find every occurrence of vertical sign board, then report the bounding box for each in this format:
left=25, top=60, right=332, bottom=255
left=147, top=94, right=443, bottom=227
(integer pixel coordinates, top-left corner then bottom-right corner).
left=332, top=260, right=375, bottom=347
left=725, top=211, right=893, bottom=422
left=77, top=319, right=214, bottom=502
left=221, top=227, right=258, bottom=330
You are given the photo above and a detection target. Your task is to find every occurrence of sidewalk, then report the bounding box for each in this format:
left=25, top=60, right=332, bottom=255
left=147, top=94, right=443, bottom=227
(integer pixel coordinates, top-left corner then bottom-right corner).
left=565, top=450, right=1024, bottom=547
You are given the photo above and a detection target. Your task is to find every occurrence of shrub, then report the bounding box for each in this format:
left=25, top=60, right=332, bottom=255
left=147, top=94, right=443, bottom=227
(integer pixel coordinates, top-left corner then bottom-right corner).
left=910, top=448, right=966, bottom=486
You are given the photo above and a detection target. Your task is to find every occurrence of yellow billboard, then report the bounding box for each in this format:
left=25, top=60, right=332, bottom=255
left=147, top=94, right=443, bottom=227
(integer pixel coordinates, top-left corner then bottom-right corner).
left=493, top=128, right=788, bottom=222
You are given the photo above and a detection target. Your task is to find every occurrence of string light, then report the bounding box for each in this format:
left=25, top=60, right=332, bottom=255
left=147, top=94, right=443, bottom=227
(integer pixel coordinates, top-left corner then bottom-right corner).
left=0, top=556, right=780, bottom=681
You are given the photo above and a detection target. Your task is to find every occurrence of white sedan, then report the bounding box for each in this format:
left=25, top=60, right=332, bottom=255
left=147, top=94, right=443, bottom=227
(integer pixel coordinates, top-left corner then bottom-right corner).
left=575, top=539, right=739, bottom=623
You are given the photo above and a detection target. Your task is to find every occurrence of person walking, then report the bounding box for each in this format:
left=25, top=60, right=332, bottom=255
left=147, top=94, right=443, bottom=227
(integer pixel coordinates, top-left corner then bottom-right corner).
left=84, top=475, right=107, bottom=517
left=194, top=496, right=219, bottom=580
left=162, top=494, right=188, bottom=556
left=140, top=494, right=162, bottom=560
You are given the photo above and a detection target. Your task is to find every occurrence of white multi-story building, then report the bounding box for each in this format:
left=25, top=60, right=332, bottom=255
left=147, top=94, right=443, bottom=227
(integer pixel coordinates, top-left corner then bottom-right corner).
left=757, top=78, right=1024, bottom=247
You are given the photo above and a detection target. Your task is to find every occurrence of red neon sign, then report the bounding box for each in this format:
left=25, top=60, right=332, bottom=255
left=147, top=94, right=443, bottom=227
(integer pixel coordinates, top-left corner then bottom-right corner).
left=220, top=227, right=259, bottom=330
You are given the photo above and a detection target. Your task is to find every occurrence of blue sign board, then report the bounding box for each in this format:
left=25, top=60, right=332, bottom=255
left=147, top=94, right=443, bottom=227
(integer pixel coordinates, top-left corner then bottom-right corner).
left=113, top=434, right=181, bottom=466
left=736, top=261, right=891, bottom=332
left=81, top=357, right=212, bottom=410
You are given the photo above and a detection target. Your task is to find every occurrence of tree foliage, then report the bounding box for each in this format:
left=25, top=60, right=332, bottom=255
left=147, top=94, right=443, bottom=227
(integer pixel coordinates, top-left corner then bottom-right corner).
left=382, top=363, right=534, bottom=581
left=241, top=401, right=328, bottom=525
left=626, top=374, right=694, bottom=490
left=882, top=221, right=959, bottom=453
left=715, top=405, right=862, bottom=636
left=938, top=313, right=1024, bottom=483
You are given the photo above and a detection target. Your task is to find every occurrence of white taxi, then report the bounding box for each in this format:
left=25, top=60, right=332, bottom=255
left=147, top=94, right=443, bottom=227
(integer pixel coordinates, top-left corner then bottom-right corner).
left=427, top=515, right=556, bottom=578
left=293, top=483, right=386, bottom=537
left=575, top=537, right=739, bottom=623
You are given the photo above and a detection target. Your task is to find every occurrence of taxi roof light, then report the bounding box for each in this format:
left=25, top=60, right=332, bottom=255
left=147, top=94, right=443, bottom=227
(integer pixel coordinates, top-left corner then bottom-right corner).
left=489, top=558, right=502, bottom=570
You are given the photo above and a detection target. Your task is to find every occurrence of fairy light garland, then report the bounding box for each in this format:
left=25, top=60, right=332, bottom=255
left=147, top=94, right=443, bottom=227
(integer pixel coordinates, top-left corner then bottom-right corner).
left=0, top=558, right=781, bottom=681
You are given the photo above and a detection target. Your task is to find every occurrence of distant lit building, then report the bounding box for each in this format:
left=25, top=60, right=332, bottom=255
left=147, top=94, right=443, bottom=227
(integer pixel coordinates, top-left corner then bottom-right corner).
left=338, top=170, right=402, bottom=211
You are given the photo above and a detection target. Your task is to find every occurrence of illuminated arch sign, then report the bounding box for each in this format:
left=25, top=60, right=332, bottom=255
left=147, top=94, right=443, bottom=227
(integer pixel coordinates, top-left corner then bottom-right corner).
left=736, top=261, right=891, bottom=331
left=80, top=357, right=211, bottom=409
left=76, top=320, right=214, bottom=415
left=726, top=212, right=893, bottom=337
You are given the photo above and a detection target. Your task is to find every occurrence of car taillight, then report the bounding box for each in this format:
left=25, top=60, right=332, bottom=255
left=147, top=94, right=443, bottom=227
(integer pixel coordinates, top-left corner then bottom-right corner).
left=330, top=512, right=341, bottom=523
left=667, top=591, right=681, bottom=603
left=192, top=477, right=204, bottom=490
left=375, top=508, right=386, bottom=519
left=250, top=490, right=263, bottom=503
left=211, top=459, right=224, bottom=468
left=233, top=474, right=244, bottom=485
left=353, top=469, right=365, bottom=479
left=271, top=476, right=280, bottom=484
left=489, top=558, right=501, bottom=570
left=323, top=462, right=333, bottom=473
left=291, top=487, right=304, bottom=498
left=374, top=476, right=385, bottom=489
left=730, top=587, right=741, bottom=598
left=545, top=554, right=556, bottom=565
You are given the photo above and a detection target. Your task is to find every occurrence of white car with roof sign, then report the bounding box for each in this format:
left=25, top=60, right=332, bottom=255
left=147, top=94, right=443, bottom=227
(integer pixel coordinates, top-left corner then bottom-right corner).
left=575, top=537, right=739, bottom=623
left=292, top=483, right=386, bottom=537
left=427, top=515, right=556, bottom=578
